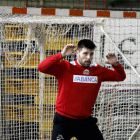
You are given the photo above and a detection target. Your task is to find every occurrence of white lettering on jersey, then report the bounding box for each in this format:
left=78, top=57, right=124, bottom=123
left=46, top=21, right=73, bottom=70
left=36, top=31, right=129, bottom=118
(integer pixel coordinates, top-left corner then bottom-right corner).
left=73, top=75, right=98, bottom=83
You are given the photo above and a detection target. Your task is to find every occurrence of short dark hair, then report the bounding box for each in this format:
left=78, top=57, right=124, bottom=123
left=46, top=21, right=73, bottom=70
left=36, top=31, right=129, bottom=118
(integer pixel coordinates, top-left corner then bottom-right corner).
left=77, top=39, right=96, bottom=51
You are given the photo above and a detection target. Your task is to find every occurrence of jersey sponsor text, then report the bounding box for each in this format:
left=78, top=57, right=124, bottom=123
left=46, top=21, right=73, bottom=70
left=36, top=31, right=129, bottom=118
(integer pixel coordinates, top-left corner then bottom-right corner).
left=73, top=75, right=98, bottom=83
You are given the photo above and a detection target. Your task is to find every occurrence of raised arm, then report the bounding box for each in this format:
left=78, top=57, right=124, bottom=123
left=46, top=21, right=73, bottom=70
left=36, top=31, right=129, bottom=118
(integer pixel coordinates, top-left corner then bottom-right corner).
left=38, top=44, right=76, bottom=77
left=102, top=53, right=126, bottom=81
left=37, top=52, right=63, bottom=77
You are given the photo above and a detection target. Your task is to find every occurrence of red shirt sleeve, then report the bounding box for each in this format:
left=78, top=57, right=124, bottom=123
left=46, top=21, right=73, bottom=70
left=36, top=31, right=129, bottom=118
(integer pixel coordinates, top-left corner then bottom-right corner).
left=102, top=63, right=126, bottom=81
left=38, top=52, right=67, bottom=78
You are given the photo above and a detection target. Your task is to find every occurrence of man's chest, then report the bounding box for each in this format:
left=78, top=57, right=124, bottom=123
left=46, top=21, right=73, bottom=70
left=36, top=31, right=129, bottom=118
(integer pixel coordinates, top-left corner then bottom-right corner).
left=61, top=66, right=102, bottom=86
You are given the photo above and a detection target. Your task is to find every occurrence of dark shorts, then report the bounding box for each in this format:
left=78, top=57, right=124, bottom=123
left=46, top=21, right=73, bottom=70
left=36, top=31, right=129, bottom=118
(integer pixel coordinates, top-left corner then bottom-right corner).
left=52, top=112, right=104, bottom=140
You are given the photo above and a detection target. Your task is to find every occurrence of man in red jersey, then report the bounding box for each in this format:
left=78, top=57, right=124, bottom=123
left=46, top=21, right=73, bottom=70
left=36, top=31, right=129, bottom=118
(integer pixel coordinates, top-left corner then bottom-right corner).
left=38, top=39, right=126, bottom=140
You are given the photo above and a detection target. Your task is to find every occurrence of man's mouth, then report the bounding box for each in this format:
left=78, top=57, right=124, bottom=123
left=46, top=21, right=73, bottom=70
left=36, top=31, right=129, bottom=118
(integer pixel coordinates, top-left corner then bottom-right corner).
left=85, top=61, right=91, bottom=64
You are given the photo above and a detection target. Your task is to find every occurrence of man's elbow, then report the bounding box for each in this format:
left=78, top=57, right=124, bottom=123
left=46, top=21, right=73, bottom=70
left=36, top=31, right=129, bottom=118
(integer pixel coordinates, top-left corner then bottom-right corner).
left=37, top=64, right=43, bottom=72
left=120, top=73, right=126, bottom=81
left=37, top=64, right=49, bottom=74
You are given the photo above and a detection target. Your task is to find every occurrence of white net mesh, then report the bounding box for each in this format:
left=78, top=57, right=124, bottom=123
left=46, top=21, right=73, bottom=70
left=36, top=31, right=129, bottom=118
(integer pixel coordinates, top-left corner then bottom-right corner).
left=0, top=14, right=140, bottom=140
left=93, top=18, right=140, bottom=140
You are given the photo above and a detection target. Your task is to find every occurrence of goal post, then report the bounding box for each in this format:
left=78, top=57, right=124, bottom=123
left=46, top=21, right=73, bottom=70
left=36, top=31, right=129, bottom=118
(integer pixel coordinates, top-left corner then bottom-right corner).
left=0, top=14, right=140, bottom=140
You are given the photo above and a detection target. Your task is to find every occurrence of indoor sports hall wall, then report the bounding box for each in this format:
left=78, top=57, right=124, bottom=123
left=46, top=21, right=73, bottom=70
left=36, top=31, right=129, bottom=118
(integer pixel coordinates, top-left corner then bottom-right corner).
left=0, top=0, right=140, bottom=11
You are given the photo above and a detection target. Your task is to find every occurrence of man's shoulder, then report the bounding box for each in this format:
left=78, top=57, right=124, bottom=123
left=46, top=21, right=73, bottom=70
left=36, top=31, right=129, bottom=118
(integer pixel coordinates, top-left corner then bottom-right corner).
left=57, top=60, right=70, bottom=69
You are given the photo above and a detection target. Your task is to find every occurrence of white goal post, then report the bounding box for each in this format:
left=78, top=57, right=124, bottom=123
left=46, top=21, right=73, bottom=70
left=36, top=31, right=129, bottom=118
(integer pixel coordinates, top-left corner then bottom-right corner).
left=0, top=14, right=140, bottom=140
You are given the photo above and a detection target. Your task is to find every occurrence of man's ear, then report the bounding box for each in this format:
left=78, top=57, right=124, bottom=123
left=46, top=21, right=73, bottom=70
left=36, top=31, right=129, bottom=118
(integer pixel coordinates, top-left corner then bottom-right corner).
left=76, top=50, right=79, bottom=56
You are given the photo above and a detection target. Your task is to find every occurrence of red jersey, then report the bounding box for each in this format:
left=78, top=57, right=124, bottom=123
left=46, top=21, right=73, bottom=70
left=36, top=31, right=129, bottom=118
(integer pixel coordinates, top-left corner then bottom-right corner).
left=38, top=52, right=126, bottom=119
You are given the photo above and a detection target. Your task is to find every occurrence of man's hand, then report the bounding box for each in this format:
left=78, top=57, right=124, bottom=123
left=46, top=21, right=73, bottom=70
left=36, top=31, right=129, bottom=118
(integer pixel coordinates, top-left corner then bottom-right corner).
left=61, top=44, right=77, bottom=58
left=105, top=53, right=118, bottom=66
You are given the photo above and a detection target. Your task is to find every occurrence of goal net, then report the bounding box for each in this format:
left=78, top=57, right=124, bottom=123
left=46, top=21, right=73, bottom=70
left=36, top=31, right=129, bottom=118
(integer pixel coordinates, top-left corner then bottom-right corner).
left=0, top=14, right=140, bottom=140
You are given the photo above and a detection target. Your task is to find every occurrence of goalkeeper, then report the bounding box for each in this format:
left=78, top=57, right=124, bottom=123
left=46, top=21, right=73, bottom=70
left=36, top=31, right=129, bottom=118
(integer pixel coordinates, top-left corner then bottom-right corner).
left=38, top=39, right=126, bottom=140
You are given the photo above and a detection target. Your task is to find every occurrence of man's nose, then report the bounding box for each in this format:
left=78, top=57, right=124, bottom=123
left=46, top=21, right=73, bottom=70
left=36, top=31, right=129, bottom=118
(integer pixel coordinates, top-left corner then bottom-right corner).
left=87, top=54, right=90, bottom=59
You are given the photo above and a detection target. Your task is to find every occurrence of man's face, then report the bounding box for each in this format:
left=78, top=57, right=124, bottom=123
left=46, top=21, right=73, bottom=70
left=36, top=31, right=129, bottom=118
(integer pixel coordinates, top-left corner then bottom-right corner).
left=76, top=47, right=94, bottom=68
